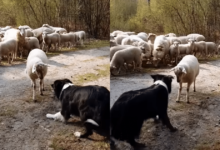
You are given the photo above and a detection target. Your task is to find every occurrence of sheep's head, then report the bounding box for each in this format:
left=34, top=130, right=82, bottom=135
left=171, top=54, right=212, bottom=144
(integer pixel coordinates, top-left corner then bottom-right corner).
left=170, top=66, right=186, bottom=83
left=32, top=62, right=48, bottom=79
left=173, top=41, right=179, bottom=47
left=18, top=27, right=26, bottom=37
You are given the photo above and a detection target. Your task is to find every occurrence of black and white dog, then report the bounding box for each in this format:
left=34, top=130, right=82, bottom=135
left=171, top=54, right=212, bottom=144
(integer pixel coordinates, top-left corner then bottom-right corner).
left=110, top=74, right=177, bottom=147
left=46, top=79, right=110, bottom=138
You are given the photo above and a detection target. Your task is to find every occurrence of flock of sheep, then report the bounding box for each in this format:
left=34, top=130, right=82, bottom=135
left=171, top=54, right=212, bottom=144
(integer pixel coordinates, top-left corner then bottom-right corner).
left=0, top=24, right=86, bottom=64
left=110, top=30, right=219, bottom=75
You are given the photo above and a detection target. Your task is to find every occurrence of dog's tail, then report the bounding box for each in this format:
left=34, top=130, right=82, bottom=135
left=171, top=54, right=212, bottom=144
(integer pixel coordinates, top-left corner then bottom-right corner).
left=85, top=119, right=99, bottom=126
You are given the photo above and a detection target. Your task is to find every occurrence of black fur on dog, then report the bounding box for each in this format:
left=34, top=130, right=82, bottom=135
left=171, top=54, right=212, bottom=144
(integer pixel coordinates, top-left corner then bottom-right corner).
left=51, top=79, right=110, bottom=138
left=110, top=74, right=176, bottom=147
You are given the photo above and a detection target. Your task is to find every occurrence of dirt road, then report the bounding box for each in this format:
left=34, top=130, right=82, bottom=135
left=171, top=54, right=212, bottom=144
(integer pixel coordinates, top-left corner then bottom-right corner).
left=111, top=60, right=220, bottom=150
left=0, top=47, right=110, bottom=150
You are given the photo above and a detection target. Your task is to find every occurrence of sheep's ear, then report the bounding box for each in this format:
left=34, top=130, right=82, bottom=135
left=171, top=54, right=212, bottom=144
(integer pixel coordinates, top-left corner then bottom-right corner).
left=169, top=67, right=175, bottom=72
left=182, top=68, right=187, bottom=74
left=32, top=66, right=36, bottom=73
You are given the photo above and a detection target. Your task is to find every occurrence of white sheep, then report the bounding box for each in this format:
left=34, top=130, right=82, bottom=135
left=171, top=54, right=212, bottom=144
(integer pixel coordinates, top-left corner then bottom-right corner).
left=187, top=33, right=205, bottom=42
left=32, top=27, right=55, bottom=47
left=137, top=32, right=148, bottom=41
left=206, top=42, right=217, bottom=57
left=165, top=33, right=177, bottom=37
left=176, top=36, right=189, bottom=44
left=169, top=41, right=180, bottom=65
left=72, top=31, right=86, bottom=46
left=42, top=32, right=60, bottom=52
left=147, top=33, right=156, bottom=44
left=23, top=37, right=40, bottom=55
left=114, top=35, right=129, bottom=45
left=42, top=24, right=67, bottom=34
left=111, top=30, right=124, bottom=37
left=57, top=32, right=76, bottom=48
left=166, top=37, right=181, bottom=45
left=170, top=55, right=199, bottom=103
left=152, top=35, right=170, bottom=66
left=26, top=49, right=48, bottom=101
left=110, top=47, right=142, bottom=75
left=4, top=28, right=26, bottom=59
left=193, top=41, right=206, bottom=58
left=110, top=45, right=135, bottom=60
left=178, top=39, right=195, bottom=58
left=121, top=35, right=144, bottom=45
left=0, top=39, right=17, bottom=64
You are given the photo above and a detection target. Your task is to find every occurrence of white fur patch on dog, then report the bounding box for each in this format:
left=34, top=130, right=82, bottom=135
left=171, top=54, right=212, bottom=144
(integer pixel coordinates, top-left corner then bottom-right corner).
left=46, top=111, right=65, bottom=122
left=74, top=131, right=81, bottom=137
left=62, top=83, right=74, bottom=92
left=85, top=119, right=99, bottom=126
left=154, top=80, right=168, bottom=91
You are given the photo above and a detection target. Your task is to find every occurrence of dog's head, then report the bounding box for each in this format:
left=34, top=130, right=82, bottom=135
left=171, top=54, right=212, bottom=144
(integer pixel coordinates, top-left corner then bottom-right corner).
left=51, top=79, right=72, bottom=100
left=151, top=74, right=174, bottom=93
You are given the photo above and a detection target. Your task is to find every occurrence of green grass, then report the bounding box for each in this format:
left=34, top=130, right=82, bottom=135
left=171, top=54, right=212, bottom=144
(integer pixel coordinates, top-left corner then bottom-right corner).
left=72, top=64, right=109, bottom=85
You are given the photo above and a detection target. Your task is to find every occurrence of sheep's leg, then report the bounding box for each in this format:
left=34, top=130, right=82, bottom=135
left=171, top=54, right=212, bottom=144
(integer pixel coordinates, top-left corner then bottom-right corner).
left=176, top=82, right=182, bottom=102
left=8, top=54, right=11, bottom=64
left=33, top=80, right=36, bottom=101
left=39, top=79, right=43, bottom=95
left=186, top=82, right=192, bottom=103
left=194, top=79, right=196, bottom=92
left=42, top=79, right=45, bottom=91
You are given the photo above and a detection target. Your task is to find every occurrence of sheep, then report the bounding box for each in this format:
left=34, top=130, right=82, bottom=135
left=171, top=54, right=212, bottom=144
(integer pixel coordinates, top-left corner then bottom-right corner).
left=177, top=36, right=189, bottom=44
left=187, top=33, right=205, bottom=42
left=25, top=29, right=34, bottom=37
left=206, top=42, right=217, bottom=57
left=121, top=35, right=144, bottom=45
left=193, top=41, right=207, bottom=58
left=4, top=28, right=26, bottom=59
left=135, top=41, right=151, bottom=59
left=169, top=41, right=180, bottom=65
left=110, top=45, right=135, bottom=61
left=42, top=32, right=60, bottom=53
left=165, top=33, right=177, bottom=37
left=26, top=49, right=48, bottom=101
left=110, top=47, right=142, bottom=75
left=111, top=30, right=124, bottom=37
left=23, top=37, right=40, bottom=56
left=114, top=35, right=129, bottom=45
left=58, top=32, right=76, bottom=48
left=110, top=40, right=118, bottom=47
left=18, top=25, right=32, bottom=30
left=152, top=35, right=170, bottom=67
left=170, top=55, right=199, bottom=103
left=42, top=24, right=67, bottom=34
left=32, top=27, right=55, bottom=47
left=0, top=39, right=17, bottom=64
left=0, top=26, right=12, bottom=31
left=70, top=31, right=86, bottom=46
left=147, top=33, right=156, bottom=44
left=137, top=32, right=148, bottom=41
left=178, top=39, right=195, bottom=58
left=166, top=37, right=181, bottom=45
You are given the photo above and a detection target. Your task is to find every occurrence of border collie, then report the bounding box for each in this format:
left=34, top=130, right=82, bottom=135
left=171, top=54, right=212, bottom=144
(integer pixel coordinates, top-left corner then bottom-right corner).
left=46, top=79, right=110, bottom=138
left=110, top=74, right=176, bottom=147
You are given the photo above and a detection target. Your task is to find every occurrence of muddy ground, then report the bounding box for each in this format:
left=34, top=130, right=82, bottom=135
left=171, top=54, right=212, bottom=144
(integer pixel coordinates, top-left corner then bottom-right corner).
left=111, top=60, right=220, bottom=150
left=0, top=46, right=110, bottom=150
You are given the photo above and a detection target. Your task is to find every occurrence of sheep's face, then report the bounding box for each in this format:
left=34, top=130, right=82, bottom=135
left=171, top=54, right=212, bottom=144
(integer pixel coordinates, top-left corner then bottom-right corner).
left=19, top=28, right=26, bottom=37
left=171, top=66, right=187, bottom=83
left=32, top=63, right=47, bottom=79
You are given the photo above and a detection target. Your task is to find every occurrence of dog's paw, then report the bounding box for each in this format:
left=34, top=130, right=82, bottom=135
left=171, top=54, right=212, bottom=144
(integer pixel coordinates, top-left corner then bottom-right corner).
left=74, top=131, right=81, bottom=137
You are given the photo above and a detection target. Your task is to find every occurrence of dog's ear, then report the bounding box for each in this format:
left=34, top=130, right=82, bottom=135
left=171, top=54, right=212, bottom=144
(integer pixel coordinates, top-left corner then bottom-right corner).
left=150, top=74, right=158, bottom=80
left=51, top=84, right=54, bottom=89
